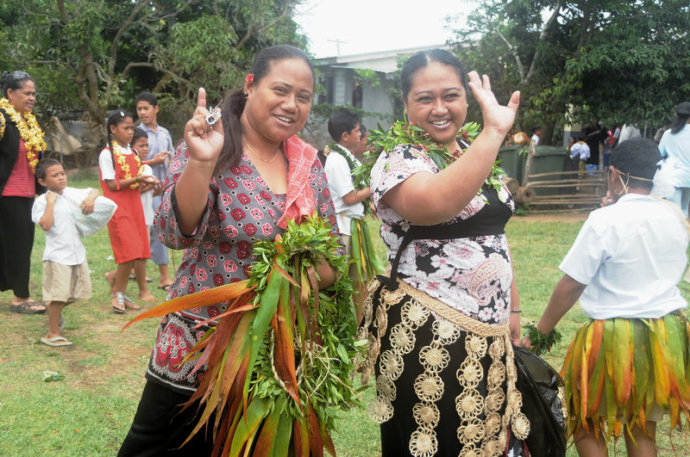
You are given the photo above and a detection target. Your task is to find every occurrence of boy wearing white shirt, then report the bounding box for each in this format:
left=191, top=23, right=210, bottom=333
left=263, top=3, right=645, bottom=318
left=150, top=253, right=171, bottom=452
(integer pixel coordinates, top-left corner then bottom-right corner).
left=324, top=110, right=370, bottom=234
left=324, top=109, right=371, bottom=319
left=32, top=159, right=98, bottom=347
left=525, top=139, right=690, bottom=457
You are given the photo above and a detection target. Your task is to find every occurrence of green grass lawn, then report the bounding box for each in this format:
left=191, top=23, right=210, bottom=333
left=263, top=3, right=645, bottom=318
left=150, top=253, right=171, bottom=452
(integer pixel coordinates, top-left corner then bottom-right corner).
left=1, top=178, right=689, bottom=456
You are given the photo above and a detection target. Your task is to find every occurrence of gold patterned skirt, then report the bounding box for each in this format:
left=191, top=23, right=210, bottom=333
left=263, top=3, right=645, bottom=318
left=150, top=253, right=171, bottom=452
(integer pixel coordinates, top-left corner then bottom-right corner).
left=359, top=278, right=529, bottom=457
left=561, top=312, right=690, bottom=443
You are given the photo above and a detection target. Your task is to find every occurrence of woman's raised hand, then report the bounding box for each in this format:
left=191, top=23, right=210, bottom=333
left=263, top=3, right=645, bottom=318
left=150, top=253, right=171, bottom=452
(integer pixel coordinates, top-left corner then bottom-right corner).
left=467, top=71, right=520, bottom=137
left=184, top=88, right=225, bottom=166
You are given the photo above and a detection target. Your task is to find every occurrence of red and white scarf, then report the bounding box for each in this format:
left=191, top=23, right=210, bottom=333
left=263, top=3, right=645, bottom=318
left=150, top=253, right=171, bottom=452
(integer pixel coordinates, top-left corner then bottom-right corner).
left=277, top=135, right=317, bottom=229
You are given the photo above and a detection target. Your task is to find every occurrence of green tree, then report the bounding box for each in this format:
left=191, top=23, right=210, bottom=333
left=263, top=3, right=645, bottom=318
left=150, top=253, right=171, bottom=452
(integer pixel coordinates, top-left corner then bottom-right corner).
left=1, top=0, right=306, bottom=145
left=452, top=0, right=690, bottom=143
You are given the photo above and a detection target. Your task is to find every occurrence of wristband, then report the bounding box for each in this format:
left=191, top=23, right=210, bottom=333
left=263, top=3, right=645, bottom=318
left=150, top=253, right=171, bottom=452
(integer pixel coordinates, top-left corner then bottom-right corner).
left=510, top=309, right=522, bottom=313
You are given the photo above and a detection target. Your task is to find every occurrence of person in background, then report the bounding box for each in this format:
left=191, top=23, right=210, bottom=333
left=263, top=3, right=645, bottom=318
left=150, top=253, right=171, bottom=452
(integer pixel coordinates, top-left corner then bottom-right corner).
left=562, top=135, right=590, bottom=193
left=569, top=135, right=590, bottom=168
left=524, top=138, right=690, bottom=457
left=324, top=108, right=372, bottom=320
left=32, top=158, right=98, bottom=347
left=617, top=123, right=641, bottom=145
left=0, top=70, right=47, bottom=314
left=584, top=118, right=606, bottom=167
left=658, top=102, right=690, bottom=217
left=135, top=92, right=175, bottom=291
left=530, top=125, right=542, bottom=146
left=354, top=123, right=370, bottom=155
left=132, top=127, right=164, bottom=251
left=653, top=126, right=666, bottom=144
left=131, top=127, right=154, bottom=224
left=100, top=111, right=158, bottom=312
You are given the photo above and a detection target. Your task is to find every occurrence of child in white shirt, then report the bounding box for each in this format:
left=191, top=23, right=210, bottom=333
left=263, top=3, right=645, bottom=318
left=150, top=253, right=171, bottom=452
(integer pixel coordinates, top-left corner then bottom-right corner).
left=32, top=159, right=99, bottom=347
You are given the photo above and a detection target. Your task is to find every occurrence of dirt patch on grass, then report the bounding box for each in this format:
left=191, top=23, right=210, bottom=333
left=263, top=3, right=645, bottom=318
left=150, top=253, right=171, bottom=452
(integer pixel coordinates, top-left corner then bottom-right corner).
left=64, top=318, right=154, bottom=395
left=2, top=290, right=158, bottom=400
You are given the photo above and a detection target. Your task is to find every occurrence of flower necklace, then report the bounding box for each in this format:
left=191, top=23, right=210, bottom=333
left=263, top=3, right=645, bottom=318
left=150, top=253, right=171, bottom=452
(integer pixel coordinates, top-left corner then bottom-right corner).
left=111, top=140, right=142, bottom=188
left=356, top=120, right=505, bottom=195
left=0, top=97, right=46, bottom=172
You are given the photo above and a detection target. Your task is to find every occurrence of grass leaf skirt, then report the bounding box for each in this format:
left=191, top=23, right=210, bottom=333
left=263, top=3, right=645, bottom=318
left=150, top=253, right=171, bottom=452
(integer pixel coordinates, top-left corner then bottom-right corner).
left=561, top=312, right=690, bottom=443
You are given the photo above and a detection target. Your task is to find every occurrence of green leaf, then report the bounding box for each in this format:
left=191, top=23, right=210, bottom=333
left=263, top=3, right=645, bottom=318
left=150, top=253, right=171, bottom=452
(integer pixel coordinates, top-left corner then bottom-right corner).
left=227, top=396, right=272, bottom=457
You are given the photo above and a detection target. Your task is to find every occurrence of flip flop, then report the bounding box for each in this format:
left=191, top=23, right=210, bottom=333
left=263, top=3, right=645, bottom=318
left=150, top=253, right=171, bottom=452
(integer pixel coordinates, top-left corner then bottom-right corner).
left=158, top=284, right=172, bottom=291
left=10, top=301, right=46, bottom=314
left=40, top=336, right=73, bottom=347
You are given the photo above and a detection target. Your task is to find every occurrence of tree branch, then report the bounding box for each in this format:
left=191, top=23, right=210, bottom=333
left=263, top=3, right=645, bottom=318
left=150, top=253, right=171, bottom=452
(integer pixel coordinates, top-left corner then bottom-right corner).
left=236, top=22, right=255, bottom=50
left=108, top=1, right=148, bottom=79
left=122, top=62, right=192, bottom=87
left=56, top=0, right=69, bottom=25
left=75, top=57, right=105, bottom=124
left=496, top=29, right=526, bottom=83
left=236, top=3, right=291, bottom=49
left=106, top=0, right=195, bottom=93
left=526, top=0, right=563, bottom=81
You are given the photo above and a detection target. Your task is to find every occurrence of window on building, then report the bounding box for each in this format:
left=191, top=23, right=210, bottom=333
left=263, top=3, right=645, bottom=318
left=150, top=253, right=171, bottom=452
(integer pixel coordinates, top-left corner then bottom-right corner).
left=352, top=83, right=362, bottom=109
left=318, top=75, right=335, bottom=105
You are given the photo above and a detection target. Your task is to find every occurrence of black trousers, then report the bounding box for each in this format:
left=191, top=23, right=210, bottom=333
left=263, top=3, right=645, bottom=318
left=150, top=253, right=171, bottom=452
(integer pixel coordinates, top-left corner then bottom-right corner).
left=0, top=196, right=34, bottom=298
left=118, top=380, right=215, bottom=457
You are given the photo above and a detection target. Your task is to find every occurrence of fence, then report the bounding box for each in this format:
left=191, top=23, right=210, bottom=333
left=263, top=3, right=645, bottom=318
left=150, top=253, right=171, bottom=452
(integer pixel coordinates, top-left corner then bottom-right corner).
left=525, top=169, right=606, bottom=209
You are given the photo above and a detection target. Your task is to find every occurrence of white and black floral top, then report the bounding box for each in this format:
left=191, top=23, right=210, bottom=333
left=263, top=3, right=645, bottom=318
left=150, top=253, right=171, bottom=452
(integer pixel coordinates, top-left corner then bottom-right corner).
left=370, top=143, right=516, bottom=325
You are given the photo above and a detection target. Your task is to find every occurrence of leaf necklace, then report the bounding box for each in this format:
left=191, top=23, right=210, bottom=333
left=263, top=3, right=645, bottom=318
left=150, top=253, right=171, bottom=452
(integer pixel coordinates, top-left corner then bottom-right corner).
left=373, top=120, right=503, bottom=193
left=0, top=97, right=46, bottom=172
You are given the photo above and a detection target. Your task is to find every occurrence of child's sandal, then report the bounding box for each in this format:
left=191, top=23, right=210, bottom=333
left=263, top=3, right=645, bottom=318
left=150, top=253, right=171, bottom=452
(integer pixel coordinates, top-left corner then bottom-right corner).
left=122, top=294, right=142, bottom=311
left=112, top=292, right=126, bottom=314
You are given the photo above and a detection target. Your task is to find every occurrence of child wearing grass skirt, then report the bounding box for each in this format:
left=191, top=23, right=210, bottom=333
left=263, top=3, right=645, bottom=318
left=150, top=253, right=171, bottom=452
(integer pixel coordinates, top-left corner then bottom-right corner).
left=524, top=138, right=690, bottom=457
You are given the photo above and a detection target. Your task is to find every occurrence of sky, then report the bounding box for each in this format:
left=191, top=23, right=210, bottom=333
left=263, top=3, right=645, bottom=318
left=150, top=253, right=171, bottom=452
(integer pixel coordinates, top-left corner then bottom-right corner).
left=294, top=0, right=477, bottom=58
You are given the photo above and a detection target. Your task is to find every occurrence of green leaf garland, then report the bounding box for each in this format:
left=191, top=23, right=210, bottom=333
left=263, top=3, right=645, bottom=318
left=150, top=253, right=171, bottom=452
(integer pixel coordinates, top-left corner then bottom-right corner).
left=523, top=322, right=562, bottom=356
left=125, top=214, right=362, bottom=457
left=352, top=120, right=504, bottom=197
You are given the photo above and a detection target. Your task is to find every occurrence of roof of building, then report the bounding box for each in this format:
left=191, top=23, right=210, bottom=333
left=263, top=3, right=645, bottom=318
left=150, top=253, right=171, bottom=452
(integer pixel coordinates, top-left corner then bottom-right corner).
left=313, top=44, right=454, bottom=74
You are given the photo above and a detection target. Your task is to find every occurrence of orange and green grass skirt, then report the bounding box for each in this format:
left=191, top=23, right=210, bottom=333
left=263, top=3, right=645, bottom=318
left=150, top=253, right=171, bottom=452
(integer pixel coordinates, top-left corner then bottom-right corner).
left=561, top=311, right=690, bottom=444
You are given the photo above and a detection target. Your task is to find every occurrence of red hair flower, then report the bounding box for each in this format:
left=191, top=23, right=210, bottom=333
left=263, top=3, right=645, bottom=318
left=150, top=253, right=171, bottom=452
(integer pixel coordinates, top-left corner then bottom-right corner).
left=245, top=73, right=254, bottom=85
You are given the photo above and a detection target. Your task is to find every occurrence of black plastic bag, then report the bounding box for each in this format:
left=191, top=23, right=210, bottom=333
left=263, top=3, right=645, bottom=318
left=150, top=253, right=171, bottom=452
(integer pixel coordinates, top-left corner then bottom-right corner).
left=512, top=346, right=567, bottom=457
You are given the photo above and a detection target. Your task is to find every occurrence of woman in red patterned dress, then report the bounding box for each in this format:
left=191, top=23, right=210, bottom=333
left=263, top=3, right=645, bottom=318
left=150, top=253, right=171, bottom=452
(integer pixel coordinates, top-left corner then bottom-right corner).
left=118, top=45, right=340, bottom=456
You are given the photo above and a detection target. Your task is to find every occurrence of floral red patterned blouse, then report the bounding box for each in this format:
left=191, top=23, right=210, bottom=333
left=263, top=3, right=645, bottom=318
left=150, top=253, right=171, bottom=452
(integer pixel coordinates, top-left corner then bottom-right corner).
left=147, top=141, right=339, bottom=393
